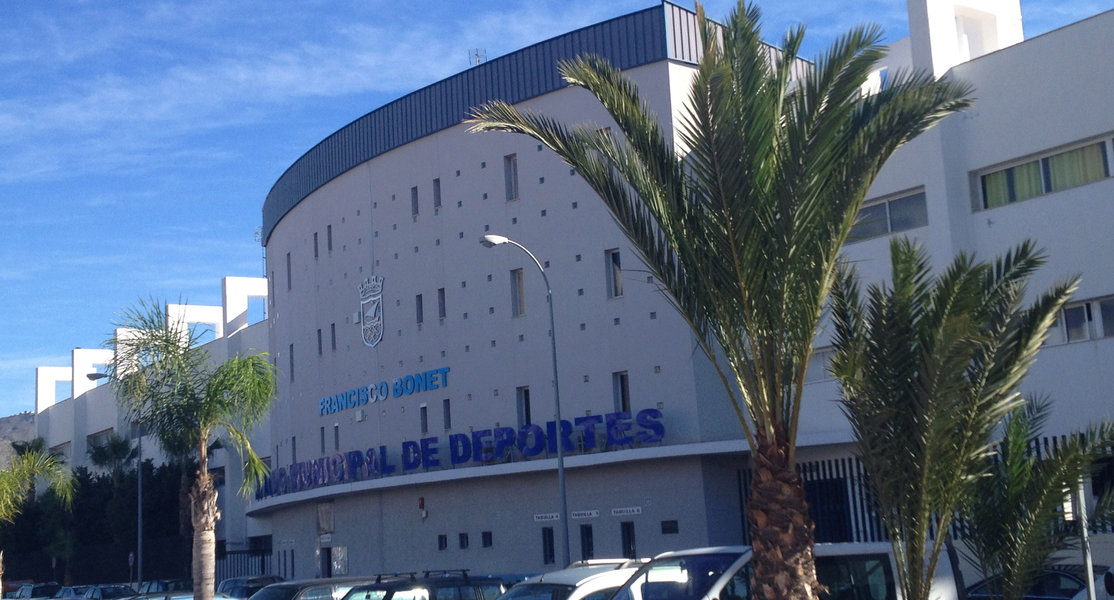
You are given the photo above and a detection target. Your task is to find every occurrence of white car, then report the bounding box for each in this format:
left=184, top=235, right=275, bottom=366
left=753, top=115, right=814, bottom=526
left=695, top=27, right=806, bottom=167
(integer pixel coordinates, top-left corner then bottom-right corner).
left=499, top=561, right=645, bottom=600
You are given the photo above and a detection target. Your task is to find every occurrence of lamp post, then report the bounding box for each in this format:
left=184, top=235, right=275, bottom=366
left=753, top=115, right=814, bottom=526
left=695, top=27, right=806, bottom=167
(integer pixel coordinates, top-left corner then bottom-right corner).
left=480, top=234, right=571, bottom=566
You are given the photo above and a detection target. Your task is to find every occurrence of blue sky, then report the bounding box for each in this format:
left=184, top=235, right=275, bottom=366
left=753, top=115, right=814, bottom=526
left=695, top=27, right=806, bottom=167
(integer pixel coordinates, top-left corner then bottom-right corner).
left=1, top=0, right=1110, bottom=418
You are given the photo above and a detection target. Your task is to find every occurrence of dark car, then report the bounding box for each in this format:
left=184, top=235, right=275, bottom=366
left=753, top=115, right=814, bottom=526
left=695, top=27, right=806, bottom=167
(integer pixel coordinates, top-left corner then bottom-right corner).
left=13, top=584, right=61, bottom=600
left=339, top=571, right=508, bottom=600
left=80, top=586, right=135, bottom=600
left=250, top=577, right=382, bottom=600
left=966, top=565, right=1112, bottom=600
left=136, top=581, right=192, bottom=595
left=218, top=576, right=284, bottom=600
left=53, top=586, right=91, bottom=600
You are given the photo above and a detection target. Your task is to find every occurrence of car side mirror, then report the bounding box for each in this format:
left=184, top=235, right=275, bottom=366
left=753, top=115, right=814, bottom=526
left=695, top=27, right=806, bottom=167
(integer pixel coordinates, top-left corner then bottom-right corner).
left=1103, top=571, right=1113, bottom=596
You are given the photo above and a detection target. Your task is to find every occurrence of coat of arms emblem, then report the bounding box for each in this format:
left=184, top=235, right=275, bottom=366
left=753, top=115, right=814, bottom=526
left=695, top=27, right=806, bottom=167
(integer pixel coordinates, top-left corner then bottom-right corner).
left=359, top=275, right=384, bottom=348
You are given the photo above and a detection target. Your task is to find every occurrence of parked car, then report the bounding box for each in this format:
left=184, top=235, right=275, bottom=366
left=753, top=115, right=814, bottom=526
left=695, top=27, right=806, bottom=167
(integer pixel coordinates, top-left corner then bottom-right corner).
left=81, top=585, right=136, bottom=600
left=136, top=581, right=191, bottom=595
left=609, top=543, right=952, bottom=600
left=217, top=576, right=284, bottom=600
left=249, top=577, right=381, bottom=600
left=498, top=562, right=644, bottom=600
left=966, top=564, right=1112, bottom=600
left=12, top=584, right=61, bottom=600
left=339, top=570, right=508, bottom=600
left=53, top=586, right=91, bottom=600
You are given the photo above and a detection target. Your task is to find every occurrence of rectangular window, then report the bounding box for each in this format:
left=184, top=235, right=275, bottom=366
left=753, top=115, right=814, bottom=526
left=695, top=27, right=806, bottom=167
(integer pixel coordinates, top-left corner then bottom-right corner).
left=982, top=141, right=1110, bottom=208
left=433, top=178, right=442, bottom=210
left=1099, top=298, right=1114, bottom=339
left=317, top=329, right=323, bottom=356
left=580, top=524, right=594, bottom=560
left=411, top=186, right=420, bottom=216
left=314, top=232, right=319, bottom=259
left=288, top=344, right=294, bottom=381
left=511, top=268, right=526, bottom=317
left=285, top=252, right=292, bottom=290
left=331, top=323, right=337, bottom=351
left=620, top=521, right=637, bottom=559
left=849, top=190, right=928, bottom=242
left=505, top=153, right=520, bottom=201
left=333, top=424, right=340, bottom=451
left=661, top=520, right=680, bottom=534
left=438, top=534, right=448, bottom=551
left=320, top=426, right=326, bottom=454
left=541, top=527, right=555, bottom=564
left=613, top=371, right=631, bottom=413
left=517, top=386, right=532, bottom=427
left=291, top=436, right=297, bottom=463
left=1063, top=304, right=1091, bottom=342
left=443, top=398, right=452, bottom=430
left=606, top=249, right=623, bottom=298
left=416, top=294, right=424, bottom=324
left=482, top=531, right=493, bottom=548
left=420, top=404, right=429, bottom=434
left=438, top=288, right=447, bottom=319
left=327, top=225, right=333, bottom=252
left=459, top=533, right=469, bottom=549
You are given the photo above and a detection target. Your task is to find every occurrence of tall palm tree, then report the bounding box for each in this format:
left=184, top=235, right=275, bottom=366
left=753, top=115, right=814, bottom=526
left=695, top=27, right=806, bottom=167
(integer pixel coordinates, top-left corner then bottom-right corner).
left=107, top=299, right=275, bottom=600
left=829, top=239, right=1078, bottom=600
left=470, top=3, right=972, bottom=597
left=87, top=432, right=138, bottom=487
left=958, top=398, right=1114, bottom=600
left=0, top=449, right=74, bottom=592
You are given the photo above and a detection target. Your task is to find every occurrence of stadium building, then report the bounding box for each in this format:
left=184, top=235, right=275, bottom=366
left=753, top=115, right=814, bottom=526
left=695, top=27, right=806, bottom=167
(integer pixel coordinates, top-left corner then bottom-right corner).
left=36, top=0, right=1114, bottom=581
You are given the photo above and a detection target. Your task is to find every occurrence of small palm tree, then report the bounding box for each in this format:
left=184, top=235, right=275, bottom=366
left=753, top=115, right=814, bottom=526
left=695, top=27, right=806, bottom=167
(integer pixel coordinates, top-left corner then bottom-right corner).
left=107, top=299, right=275, bottom=600
left=0, top=449, right=74, bottom=591
left=470, top=3, right=972, bottom=597
left=958, top=398, right=1114, bottom=600
left=829, top=239, right=1078, bottom=600
left=87, top=432, right=138, bottom=486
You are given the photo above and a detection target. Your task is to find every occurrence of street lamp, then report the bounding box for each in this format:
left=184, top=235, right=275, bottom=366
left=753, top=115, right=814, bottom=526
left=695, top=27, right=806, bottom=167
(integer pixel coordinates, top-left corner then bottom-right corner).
left=479, top=234, right=571, bottom=566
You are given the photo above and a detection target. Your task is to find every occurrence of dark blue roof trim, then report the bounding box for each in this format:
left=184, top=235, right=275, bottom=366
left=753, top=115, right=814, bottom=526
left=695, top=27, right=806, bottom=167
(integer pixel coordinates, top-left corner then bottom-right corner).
left=262, top=2, right=702, bottom=246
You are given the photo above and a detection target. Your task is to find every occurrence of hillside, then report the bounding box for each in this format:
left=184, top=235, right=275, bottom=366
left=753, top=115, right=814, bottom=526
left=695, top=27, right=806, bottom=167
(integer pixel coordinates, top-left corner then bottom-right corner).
left=0, top=411, right=35, bottom=466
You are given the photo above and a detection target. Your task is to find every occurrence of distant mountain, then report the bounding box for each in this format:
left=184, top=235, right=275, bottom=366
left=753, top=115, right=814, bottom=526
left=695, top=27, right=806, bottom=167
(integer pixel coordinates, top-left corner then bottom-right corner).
left=0, top=411, right=35, bottom=466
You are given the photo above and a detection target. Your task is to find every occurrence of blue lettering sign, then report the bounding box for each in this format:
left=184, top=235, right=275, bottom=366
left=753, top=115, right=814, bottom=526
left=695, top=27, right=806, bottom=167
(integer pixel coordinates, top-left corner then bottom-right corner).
left=449, top=433, right=471, bottom=464
left=606, top=411, right=634, bottom=446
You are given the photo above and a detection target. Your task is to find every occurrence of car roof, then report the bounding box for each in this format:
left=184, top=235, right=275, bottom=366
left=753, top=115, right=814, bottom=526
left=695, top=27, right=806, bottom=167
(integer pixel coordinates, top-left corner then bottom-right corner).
left=565, top=568, right=640, bottom=600
left=649, top=546, right=751, bottom=560
left=522, top=564, right=637, bottom=587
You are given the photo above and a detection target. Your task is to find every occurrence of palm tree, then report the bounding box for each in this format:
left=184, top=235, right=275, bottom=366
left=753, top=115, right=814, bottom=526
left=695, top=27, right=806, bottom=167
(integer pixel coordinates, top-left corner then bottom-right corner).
left=0, top=449, right=74, bottom=592
left=958, top=398, right=1114, bottom=600
left=107, top=299, right=275, bottom=600
left=828, top=239, right=1078, bottom=600
left=470, top=3, right=972, bottom=597
left=87, top=432, right=138, bottom=487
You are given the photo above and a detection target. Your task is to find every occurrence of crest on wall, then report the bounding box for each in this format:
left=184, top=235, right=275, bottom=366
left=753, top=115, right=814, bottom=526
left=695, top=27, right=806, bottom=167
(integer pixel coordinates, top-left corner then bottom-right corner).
left=359, top=275, right=384, bottom=348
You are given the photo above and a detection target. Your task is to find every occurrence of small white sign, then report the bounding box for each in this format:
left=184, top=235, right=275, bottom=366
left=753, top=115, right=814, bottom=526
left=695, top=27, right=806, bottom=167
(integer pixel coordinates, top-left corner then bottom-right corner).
left=571, top=510, right=600, bottom=519
left=319, top=533, right=333, bottom=544
left=534, top=512, right=561, bottom=522
left=611, top=506, right=642, bottom=517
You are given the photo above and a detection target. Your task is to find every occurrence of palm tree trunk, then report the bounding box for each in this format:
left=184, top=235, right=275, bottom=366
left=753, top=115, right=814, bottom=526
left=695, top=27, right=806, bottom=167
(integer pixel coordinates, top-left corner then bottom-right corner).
left=190, top=472, right=218, bottom=600
left=748, top=428, right=820, bottom=600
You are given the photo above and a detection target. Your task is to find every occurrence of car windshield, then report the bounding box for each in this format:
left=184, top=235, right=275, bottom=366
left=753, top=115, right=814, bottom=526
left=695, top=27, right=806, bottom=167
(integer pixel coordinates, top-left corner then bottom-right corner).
left=250, top=587, right=300, bottom=600
left=611, top=552, right=744, bottom=600
left=499, top=584, right=574, bottom=600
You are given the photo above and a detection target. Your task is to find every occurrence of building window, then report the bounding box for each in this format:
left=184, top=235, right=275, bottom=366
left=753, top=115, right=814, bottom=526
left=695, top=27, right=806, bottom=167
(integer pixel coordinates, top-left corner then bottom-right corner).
left=661, top=520, right=680, bottom=534
left=459, top=533, right=469, bottom=549
left=580, top=524, right=594, bottom=560
left=621, top=521, right=636, bottom=559
left=327, top=224, right=333, bottom=252
left=334, top=424, right=340, bottom=451
left=438, top=288, right=447, bottom=319
left=505, top=153, right=520, bottom=201
left=606, top=249, right=623, bottom=297
left=849, top=190, right=928, bottom=242
left=613, top=371, right=630, bottom=413
left=86, top=428, right=113, bottom=451
left=291, top=436, right=297, bottom=463
left=482, top=531, right=493, bottom=548
left=330, top=323, right=337, bottom=351
left=288, top=344, right=294, bottom=381
left=438, top=534, right=448, bottom=551
left=982, top=140, right=1110, bottom=208
left=411, top=186, right=420, bottom=216
left=320, top=426, right=326, bottom=454
left=542, top=527, right=555, bottom=564
left=433, top=178, right=442, bottom=210
left=517, top=386, right=532, bottom=427
left=420, top=404, right=429, bottom=434
left=314, top=232, right=319, bottom=259
left=1046, top=296, right=1114, bottom=345
left=416, top=294, right=424, bottom=324
left=511, top=268, right=526, bottom=317
left=443, top=398, right=452, bottom=430
left=317, top=329, right=323, bottom=356
left=285, top=252, right=292, bottom=290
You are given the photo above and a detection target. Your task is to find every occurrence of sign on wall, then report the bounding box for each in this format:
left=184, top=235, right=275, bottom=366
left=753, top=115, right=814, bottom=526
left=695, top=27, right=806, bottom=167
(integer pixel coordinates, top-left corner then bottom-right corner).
left=359, top=275, right=384, bottom=348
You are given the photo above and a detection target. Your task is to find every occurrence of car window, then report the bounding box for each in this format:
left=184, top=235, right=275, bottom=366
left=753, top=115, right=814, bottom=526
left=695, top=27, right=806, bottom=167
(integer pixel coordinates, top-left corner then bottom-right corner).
left=614, top=553, right=741, bottom=600
left=580, top=589, right=621, bottom=600
left=300, top=587, right=338, bottom=600
left=1032, top=573, right=1085, bottom=599
left=499, top=584, right=573, bottom=600
left=477, top=585, right=503, bottom=600
left=252, top=587, right=300, bottom=600
left=390, top=590, right=429, bottom=600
